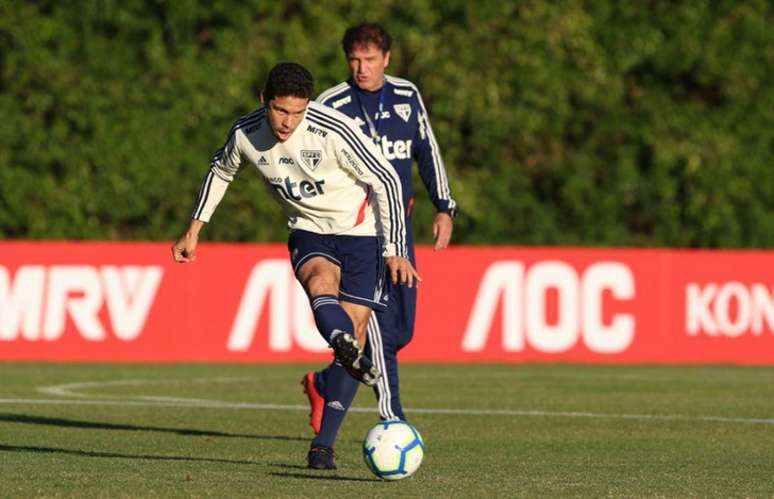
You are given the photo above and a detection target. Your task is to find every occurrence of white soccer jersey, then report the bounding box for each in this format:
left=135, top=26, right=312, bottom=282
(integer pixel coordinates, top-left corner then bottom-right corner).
left=192, top=101, right=407, bottom=257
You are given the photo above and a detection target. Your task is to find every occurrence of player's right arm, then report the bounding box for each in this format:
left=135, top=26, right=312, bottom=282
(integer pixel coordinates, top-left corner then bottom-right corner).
left=331, top=119, right=408, bottom=259
left=172, top=122, right=245, bottom=263
left=325, top=112, right=421, bottom=286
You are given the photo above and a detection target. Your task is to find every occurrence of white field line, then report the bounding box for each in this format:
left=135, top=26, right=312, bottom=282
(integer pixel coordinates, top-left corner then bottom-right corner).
left=37, top=377, right=255, bottom=398
left=0, top=378, right=764, bottom=426
left=1, top=396, right=773, bottom=425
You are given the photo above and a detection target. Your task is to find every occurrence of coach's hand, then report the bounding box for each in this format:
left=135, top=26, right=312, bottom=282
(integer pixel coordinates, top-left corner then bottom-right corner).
left=386, top=256, right=422, bottom=288
left=433, top=212, right=454, bottom=251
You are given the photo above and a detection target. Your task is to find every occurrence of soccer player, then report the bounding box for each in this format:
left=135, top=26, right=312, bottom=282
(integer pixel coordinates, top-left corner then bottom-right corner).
left=171, top=62, right=419, bottom=470
left=302, top=23, right=457, bottom=447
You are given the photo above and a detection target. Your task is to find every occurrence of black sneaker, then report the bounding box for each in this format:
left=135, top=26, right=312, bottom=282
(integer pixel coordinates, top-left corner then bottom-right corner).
left=307, top=446, right=336, bottom=470
left=330, top=332, right=381, bottom=386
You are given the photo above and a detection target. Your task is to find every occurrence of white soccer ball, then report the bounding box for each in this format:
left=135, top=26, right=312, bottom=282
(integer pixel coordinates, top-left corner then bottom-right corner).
left=362, top=420, right=424, bottom=480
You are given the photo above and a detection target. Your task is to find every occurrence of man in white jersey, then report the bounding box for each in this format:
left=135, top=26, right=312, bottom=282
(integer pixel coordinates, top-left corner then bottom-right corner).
left=172, top=62, right=420, bottom=470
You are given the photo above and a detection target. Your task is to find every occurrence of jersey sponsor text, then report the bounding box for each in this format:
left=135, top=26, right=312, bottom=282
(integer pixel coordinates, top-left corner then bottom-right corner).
left=380, top=137, right=412, bottom=161
left=269, top=176, right=326, bottom=201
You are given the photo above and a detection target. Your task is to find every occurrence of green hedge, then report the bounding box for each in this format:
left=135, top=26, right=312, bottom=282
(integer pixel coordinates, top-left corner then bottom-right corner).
left=1, top=0, right=772, bottom=247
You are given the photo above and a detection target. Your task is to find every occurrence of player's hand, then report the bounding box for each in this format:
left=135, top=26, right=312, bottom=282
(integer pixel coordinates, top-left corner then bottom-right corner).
left=172, top=232, right=198, bottom=263
left=433, top=212, right=454, bottom=251
left=386, top=256, right=422, bottom=288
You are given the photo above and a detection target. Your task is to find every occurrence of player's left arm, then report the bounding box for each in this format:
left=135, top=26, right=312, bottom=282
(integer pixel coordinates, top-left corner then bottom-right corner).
left=332, top=121, right=421, bottom=287
left=412, top=91, right=457, bottom=251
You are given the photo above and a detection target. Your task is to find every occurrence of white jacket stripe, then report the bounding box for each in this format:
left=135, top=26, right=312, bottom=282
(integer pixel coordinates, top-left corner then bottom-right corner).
left=315, top=82, right=349, bottom=104
left=415, top=93, right=454, bottom=209
left=192, top=170, right=214, bottom=219
left=385, top=75, right=455, bottom=210
left=367, top=314, right=397, bottom=420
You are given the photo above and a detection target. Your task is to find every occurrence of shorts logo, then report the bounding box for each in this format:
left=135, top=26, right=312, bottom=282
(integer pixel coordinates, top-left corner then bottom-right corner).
left=393, top=103, right=412, bottom=122
left=300, top=150, right=322, bottom=170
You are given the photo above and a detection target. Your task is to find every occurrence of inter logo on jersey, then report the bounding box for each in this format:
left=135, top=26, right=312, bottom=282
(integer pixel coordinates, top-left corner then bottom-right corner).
left=393, top=103, right=412, bottom=123
left=269, top=176, right=326, bottom=201
left=300, top=150, right=322, bottom=170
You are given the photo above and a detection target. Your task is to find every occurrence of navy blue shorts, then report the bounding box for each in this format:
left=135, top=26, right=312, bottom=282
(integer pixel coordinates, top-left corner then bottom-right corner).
left=288, top=229, right=388, bottom=310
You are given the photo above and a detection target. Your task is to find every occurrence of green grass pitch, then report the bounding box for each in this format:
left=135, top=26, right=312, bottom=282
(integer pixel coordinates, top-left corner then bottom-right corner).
left=1, top=363, right=773, bottom=497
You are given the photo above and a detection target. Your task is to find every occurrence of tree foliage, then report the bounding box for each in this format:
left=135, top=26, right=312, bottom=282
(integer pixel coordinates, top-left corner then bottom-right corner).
left=1, top=0, right=771, bottom=247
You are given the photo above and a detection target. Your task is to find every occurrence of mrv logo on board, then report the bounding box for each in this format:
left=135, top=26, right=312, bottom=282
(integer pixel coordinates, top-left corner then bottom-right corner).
left=0, top=265, right=162, bottom=341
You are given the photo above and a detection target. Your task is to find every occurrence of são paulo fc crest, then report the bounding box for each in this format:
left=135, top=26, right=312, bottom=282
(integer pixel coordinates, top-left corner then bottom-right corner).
left=393, top=103, right=412, bottom=122
left=300, top=150, right=322, bottom=170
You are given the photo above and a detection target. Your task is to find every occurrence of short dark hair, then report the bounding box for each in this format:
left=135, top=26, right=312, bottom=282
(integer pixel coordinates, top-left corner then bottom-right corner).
left=342, top=23, right=391, bottom=55
left=262, top=62, right=314, bottom=102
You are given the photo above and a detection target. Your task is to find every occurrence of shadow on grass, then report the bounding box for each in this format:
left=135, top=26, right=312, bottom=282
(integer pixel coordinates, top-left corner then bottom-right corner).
left=0, top=444, right=256, bottom=465
left=270, top=462, right=310, bottom=471
left=0, top=413, right=305, bottom=441
left=268, top=471, right=378, bottom=482
left=268, top=463, right=380, bottom=482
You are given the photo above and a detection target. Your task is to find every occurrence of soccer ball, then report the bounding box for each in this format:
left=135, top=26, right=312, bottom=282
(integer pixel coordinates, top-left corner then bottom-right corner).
left=362, top=420, right=424, bottom=480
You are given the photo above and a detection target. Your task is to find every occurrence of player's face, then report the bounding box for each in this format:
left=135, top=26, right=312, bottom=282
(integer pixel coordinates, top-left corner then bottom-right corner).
left=347, top=43, right=390, bottom=92
left=266, top=96, right=309, bottom=142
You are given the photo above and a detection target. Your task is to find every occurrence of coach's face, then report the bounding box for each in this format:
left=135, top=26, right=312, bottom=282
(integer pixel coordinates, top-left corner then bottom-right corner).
left=265, top=96, right=309, bottom=142
left=348, top=43, right=390, bottom=92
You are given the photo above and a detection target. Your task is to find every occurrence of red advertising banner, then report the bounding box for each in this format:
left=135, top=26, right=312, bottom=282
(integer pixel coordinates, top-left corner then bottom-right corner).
left=0, top=241, right=772, bottom=363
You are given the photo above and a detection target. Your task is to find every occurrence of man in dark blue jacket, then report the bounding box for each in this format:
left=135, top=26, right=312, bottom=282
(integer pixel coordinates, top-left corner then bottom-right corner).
left=301, top=23, right=457, bottom=469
